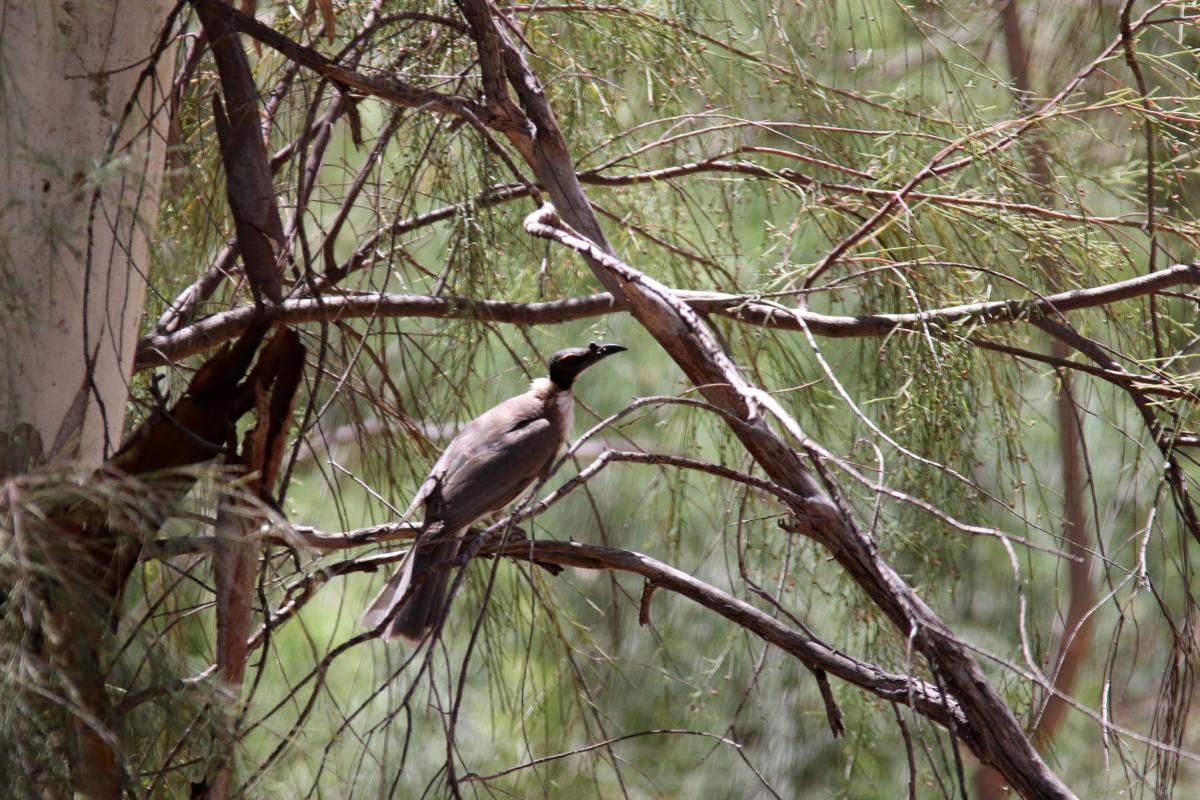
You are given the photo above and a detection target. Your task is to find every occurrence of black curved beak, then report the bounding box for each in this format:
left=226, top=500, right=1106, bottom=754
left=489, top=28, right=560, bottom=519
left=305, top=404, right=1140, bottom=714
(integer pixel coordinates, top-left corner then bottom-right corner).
left=551, top=343, right=627, bottom=388
left=575, top=342, right=626, bottom=375
left=589, top=343, right=627, bottom=359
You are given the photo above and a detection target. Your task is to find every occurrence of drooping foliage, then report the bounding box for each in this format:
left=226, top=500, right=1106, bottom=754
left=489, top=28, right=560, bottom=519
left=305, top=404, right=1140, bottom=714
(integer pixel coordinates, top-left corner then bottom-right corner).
left=4, top=1, right=1200, bottom=797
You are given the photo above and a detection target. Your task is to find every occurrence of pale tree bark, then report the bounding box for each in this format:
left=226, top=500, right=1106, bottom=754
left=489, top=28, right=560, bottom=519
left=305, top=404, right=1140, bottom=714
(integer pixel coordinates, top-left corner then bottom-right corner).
left=0, top=0, right=176, bottom=474
left=0, top=4, right=176, bottom=798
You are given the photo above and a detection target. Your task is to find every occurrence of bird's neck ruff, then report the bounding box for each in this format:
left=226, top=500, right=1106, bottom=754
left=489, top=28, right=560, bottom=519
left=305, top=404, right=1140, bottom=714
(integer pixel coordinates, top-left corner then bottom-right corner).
left=531, top=377, right=575, bottom=436
left=530, top=377, right=567, bottom=397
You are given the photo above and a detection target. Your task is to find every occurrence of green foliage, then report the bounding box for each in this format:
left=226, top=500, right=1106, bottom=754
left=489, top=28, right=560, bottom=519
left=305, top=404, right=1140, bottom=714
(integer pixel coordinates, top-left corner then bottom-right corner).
left=69, top=0, right=1200, bottom=796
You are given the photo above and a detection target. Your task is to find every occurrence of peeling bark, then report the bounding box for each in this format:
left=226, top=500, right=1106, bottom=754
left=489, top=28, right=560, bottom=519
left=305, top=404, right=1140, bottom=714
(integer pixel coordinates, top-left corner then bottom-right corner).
left=17, top=320, right=278, bottom=799
left=203, top=330, right=304, bottom=799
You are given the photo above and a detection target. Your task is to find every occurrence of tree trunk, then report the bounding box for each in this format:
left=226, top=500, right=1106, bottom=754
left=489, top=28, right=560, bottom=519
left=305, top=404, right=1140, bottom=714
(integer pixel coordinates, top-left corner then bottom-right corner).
left=0, top=0, right=175, bottom=474
left=0, top=3, right=175, bottom=797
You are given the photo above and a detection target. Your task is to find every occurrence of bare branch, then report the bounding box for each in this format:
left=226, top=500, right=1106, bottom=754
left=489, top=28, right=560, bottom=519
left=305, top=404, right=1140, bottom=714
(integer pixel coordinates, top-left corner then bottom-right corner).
left=482, top=538, right=969, bottom=730
left=520, top=202, right=1076, bottom=798
left=134, top=261, right=1200, bottom=370
left=577, top=159, right=1200, bottom=241
left=195, top=1, right=286, bottom=305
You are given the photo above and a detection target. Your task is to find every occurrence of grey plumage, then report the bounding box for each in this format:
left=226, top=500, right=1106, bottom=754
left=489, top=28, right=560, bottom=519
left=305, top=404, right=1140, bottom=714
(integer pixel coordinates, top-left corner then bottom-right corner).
left=363, top=343, right=626, bottom=642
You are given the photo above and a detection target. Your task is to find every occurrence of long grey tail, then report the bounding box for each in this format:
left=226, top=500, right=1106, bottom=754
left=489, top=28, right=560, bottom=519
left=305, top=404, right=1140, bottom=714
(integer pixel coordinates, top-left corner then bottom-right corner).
left=387, top=537, right=457, bottom=642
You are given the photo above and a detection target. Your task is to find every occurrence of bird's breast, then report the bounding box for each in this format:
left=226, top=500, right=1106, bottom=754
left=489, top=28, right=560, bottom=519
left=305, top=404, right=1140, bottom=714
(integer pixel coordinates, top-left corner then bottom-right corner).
left=529, top=378, right=575, bottom=453
left=556, top=390, right=574, bottom=453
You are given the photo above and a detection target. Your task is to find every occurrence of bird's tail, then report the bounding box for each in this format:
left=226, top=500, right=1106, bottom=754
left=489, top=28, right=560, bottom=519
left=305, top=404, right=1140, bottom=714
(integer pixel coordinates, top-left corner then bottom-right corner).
left=388, top=538, right=456, bottom=642
left=361, top=526, right=459, bottom=643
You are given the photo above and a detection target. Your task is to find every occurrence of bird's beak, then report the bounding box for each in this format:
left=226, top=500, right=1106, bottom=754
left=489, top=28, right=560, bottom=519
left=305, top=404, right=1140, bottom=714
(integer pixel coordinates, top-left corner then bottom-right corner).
left=576, top=342, right=626, bottom=374
left=590, top=343, right=627, bottom=359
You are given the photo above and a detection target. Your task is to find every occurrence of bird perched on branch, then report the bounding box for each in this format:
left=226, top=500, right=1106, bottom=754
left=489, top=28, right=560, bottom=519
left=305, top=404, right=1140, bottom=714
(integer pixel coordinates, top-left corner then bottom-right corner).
left=363, top=343, right=627, bottom=642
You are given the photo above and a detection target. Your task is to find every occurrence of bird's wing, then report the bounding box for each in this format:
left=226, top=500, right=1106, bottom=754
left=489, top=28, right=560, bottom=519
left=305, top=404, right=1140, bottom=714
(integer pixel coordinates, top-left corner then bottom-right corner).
left=401, top=412, right=486, bottom=519
left=402, top=473, right=438, bottom=520
left=430, top=406, right=563, bottom=529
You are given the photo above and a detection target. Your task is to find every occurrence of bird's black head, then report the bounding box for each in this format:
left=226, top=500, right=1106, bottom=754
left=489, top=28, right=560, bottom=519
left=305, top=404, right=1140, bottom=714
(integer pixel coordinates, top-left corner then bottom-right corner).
left=547, top=342, right=627, bottom=389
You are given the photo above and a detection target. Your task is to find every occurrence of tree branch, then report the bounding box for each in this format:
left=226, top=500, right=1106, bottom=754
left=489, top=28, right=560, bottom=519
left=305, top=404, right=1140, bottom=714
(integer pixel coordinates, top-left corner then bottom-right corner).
left=195, top=0, right=286, bottom=305
left=577, top=159, right=1200, bottom=241
left=134, top=261, right=1200, bottom=370
left=188, top=0, right=497, bottom=127
left=168, top=526, right=972, bottom=741
left=520, top=203, right=1076, bottom=798
left=483, top=538, right=972, bottom=734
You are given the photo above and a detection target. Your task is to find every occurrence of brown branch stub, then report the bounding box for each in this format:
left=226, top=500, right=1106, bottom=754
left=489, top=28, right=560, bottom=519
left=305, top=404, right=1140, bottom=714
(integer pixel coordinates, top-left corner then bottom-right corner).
left=112, top=317, right=270, bottom=476
left=812, top=668, right=846, bottom=739
left=638, top=579, right=658, bottom=626
left=212, top=327, right=306, bottom=679
left=199, top=328, right=306, bottom=799
left=14, top=318, right=283, bottom=800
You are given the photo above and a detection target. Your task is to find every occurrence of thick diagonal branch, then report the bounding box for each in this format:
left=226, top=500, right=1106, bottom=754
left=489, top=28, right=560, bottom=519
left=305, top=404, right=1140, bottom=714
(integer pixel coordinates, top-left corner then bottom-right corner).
left=520, top=202, right=1073, bottom=798
left=451, top=1, right=1073, bottom=791
left=198, top=1, right=1076, bottom=793
left=194, top=0, right=286, bottom=304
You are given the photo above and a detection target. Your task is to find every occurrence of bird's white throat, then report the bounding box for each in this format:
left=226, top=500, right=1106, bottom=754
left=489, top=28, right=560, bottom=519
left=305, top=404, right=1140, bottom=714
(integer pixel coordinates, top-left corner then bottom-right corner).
left=529, top=377, right=558, bottom=397
left=530, top=377, right=574, bottom=445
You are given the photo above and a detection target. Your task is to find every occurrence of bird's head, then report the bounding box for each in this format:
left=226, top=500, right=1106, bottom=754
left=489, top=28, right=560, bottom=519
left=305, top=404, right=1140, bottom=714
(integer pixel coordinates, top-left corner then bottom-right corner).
left=547, top=342, right=627, bottom=389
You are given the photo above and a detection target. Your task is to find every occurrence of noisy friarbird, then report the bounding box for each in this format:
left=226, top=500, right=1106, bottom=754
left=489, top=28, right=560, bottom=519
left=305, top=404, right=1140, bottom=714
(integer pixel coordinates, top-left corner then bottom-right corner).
left=363, top=343, right=627, bottom=642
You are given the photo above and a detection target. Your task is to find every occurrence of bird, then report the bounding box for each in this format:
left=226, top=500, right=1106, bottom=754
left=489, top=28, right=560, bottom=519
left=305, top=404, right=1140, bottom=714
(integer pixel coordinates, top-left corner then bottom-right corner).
left=362, top=342, right=627, bottom=642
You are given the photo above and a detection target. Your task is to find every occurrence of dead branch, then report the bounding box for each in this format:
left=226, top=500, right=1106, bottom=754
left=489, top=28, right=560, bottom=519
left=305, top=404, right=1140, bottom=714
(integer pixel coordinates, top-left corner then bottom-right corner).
left=202, top=330, right=304, bottom=799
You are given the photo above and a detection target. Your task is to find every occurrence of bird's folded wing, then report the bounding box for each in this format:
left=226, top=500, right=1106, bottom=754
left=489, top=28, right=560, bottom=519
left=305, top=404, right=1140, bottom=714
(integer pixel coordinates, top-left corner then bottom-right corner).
left=402, top=474, right=438, bottom=520
left=433, top=415, right=562, bottom=529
